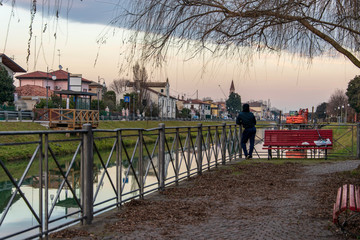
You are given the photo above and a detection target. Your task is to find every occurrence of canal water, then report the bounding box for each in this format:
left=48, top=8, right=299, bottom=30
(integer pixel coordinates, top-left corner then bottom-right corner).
left=0, top=148, right=206, bottom=239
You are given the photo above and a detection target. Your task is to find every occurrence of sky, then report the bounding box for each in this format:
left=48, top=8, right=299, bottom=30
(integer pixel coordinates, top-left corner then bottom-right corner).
left=0, top=0, right=359, bottom=113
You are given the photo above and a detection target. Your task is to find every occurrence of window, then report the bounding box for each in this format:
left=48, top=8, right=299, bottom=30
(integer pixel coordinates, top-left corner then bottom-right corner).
left=161, top=89, right=164, bottom=93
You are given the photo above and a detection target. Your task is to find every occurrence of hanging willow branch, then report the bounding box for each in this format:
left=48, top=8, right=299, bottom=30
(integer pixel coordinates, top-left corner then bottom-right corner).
left=119, top=0, right=360, bottom=68
left=26, top=0, right=37, bottom=65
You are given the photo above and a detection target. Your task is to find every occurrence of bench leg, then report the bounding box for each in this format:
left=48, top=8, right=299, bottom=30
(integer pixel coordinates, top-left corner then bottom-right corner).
left=325, top=149, right=327, bottom=160
left=268, top=149, right=272, bottom=160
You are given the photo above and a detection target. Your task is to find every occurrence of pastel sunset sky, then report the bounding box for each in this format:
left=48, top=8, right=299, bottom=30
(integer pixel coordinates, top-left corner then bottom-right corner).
left=0, top=1, right=359, bottom=112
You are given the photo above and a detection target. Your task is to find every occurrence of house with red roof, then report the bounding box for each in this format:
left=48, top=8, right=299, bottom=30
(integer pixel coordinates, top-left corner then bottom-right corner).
left=0, top=53, right=26, bottom=76
left=16, top=69, right=93, bottom=92
left=15, top=69, right=95, bottom=110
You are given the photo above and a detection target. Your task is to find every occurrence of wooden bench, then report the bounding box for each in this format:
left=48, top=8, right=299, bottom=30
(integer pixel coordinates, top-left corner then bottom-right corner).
left=263, top=129, right=333, bottom=159
left=333, top=184, right=360, bottom=231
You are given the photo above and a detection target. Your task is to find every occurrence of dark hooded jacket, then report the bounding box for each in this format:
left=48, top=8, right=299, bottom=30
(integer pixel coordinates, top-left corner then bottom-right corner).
left=236, top=104, right=256, bottom=129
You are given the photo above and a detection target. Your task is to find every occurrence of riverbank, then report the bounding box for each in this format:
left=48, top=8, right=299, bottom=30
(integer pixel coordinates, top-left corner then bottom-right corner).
left=50, top=159, right=360, bottom=239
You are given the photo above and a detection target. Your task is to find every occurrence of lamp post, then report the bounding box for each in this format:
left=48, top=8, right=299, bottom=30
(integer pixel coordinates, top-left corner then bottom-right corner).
left=137, top=89, right=140, bottom=120
left=97, top=76, right=105, bottom=116
left=344, top=104, right=350, bottom=123
left=46, top=67, right=56, bottom=109
left=150, top=103, right=153, bottom=120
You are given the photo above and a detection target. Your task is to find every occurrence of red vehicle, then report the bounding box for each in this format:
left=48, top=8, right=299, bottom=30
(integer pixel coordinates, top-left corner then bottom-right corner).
left=286, top=108, right=309, bottom=124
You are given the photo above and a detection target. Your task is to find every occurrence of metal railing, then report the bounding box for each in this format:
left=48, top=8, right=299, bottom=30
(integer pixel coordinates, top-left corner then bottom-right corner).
left=0, top=123, right=358, bottom=239
left=0, top=122, right=241, bottom=239
left=0, top=110, right=34, bottom=121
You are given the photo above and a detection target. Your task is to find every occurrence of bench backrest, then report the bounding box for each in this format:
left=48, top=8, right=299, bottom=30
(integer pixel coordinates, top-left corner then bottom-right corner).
left=263, top=129, right=333, bottom=147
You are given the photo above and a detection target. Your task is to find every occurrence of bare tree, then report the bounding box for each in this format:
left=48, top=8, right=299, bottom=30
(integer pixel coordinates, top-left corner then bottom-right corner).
left=120, top=0, right=360, bottom=68
left=132, top=62, right=150, bottom=113
left=326, top=89, right=348, bottom=119
left=109, top=78, right=130, bottom=96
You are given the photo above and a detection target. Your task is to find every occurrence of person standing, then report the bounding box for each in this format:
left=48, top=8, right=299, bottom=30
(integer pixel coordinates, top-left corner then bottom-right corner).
left=236, top=103, right=257, bottom=159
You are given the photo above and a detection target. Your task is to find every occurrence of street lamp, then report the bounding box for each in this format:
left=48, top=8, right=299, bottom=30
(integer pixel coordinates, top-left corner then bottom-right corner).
left=97, top=76, right=105, bottom=114
left=133, top=90, right=140, bottom=120
left=46, top=67, right=56, bottom=109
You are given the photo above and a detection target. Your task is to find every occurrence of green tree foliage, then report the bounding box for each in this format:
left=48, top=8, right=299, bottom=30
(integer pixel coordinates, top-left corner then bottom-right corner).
left=0, top=66, right=15, bottom=105
left=90, top=99, right=105, bottom=111
left=103, top=90, right=116, bottom=111
left=226, top=93, right=241, bottom=117
left=178, top=108, right=191, bottom=118
left=346, top=75, right=360, bottom=113
left=143, top=102, right=159, bottom=117
left=118, top=92, right=139, bottom=116
left=315, top=102, right=327, bottom=120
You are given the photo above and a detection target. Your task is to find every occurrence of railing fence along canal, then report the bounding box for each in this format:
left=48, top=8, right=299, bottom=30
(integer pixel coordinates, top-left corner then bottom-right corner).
left=0, top=123, right=358, bottom=239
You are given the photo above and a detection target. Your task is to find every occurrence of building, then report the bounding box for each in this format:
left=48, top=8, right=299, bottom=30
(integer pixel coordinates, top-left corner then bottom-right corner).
left=0, top=53, right=26, bottom=77
left=247, top=100, right=274, bottom=120
left=15, top=69, right=96, bottom=110
left=203, top=99, right=220, bottom=119
left=16, top=69, right=93, bottom=92
left=15, top=85, right=54, bottom=110
left=229, top=80, right=235, bottom=95
left=0, top=53, right=26, bottom=108
left=88, top=80, right=105, bottom=101
left=183, top=99, right=211, bottom=119
left=121, top=78, right=177, bottom=119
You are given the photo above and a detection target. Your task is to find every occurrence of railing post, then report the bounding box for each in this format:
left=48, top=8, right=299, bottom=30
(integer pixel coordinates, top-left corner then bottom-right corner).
left=159, top=123, right=165, bottom=191
left=238, top=125, right=243, bottom=159
left=215, top=126, right=219, bottom=167
left=82, top=124, right=93, bottom=224
left=221, top=123, right=226, bottom=165
left=197, top=123, right=203, bottom=175
left=116, top=130, right=122, bottom=207
left=228, top=125, right=232, bottom=162
left=187, top=127, right=191, bottom=179
left=4, top=111, right=8, bottom=122
left=139, top=129, right=144, bottom=198
left=207, top=126, right=211, bottom=170
left=175, top=128, right=179, bottom=185
left=18, top=111, right=22, bottom=122
left=39, top=134, right=43, bottom=239
left=357, top=123, right=360, bottom=159
left=44, top=133, right=49, bottom=237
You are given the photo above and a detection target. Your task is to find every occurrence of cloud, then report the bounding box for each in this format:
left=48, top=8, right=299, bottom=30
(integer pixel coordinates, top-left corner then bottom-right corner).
left=6, top=0, right=130, bottom=26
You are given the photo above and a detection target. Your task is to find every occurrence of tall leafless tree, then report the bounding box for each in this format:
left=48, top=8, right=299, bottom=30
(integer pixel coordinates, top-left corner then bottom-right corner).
left=326, top=89, right=348, bottom=118
left=133, top=62, right=150, bottom=113
left=120, top=0, right=360, bottom=68
left=109, top=78, right=130, bottom=96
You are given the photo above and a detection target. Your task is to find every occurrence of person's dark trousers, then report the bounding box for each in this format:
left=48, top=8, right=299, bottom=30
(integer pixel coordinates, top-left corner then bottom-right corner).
left=241, top=127, right=256, bottom=158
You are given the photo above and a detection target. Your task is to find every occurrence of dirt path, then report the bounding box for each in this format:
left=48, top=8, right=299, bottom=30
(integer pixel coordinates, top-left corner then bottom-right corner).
left=50, top=160, right=360, bottom=240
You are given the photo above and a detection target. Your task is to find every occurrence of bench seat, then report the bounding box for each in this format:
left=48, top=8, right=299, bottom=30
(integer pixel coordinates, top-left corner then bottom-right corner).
left=333, top=184, right=360, bottom=228
left=263, top=129, right=333, bottom=159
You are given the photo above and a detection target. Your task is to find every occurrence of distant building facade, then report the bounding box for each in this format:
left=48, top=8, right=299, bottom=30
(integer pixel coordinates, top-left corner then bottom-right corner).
left=16, top=69, right=93, bottom=92
left=120, top=79, right=177, bottom=119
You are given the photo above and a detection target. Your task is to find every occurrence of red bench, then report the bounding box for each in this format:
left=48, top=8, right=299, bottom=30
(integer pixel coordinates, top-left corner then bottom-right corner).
left=263, top=129, right=333, bottom=159
left=333, top=184, right=360, bottom=231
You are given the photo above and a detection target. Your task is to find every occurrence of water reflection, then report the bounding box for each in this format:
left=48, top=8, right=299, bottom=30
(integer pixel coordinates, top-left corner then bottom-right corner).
left=0, top=148, right=203, bottom=239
